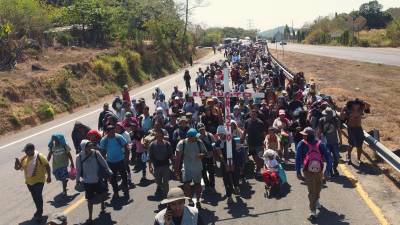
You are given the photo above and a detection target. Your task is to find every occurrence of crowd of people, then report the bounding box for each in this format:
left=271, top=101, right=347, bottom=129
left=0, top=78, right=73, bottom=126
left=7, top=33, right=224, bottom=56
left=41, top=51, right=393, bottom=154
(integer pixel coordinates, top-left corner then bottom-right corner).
left=13, top=41, right=371, bottom=225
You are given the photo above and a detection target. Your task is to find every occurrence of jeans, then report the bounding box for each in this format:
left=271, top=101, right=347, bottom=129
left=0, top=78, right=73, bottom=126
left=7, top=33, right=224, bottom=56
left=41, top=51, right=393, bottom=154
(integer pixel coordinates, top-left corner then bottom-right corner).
left=108, top=160, right=128, bottom=194
left=27, top=183, right=44, bottom=217
left=202, top=157, right=216, bottom=188
left=326, top=143, right=340, bottom=172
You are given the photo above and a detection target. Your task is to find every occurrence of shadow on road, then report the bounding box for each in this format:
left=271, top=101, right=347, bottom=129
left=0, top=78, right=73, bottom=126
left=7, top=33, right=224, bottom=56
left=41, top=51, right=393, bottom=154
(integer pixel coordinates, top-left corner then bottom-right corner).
left=18, top=216, right=48, bottom=225
left=106, top=195, right=133, bottom=211
left=93, top=211, right=117, bottom=225
left=47, top=193, right=80, bottom=208
left=216, top=208, right=292, bottom=223
left=311, top=206, right=349, bottom=225
left=329, top=175, right=356, bottom=189
left=200, top=207, right=219, bottom=225
left=224, top=196, right=254, bottom=218
left=202, top=191, right=224, bottom=206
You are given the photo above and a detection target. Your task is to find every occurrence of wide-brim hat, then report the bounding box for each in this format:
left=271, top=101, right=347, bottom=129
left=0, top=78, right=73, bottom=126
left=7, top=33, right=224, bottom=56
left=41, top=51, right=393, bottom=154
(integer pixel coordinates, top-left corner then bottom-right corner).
left=161, top=187, right=190, bottom=205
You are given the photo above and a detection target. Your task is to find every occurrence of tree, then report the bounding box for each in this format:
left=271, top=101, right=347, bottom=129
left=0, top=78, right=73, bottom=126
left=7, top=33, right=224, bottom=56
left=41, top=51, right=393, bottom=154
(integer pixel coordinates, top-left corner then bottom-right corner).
left=354, top=16, right=367, bottom=36
left=359, top=0, right=393, bottom=29
left=387, top=17, right=400, bottom=46
left=283, top=24, right=290, bottom=40
left=181, top=0, right=208, bottom=53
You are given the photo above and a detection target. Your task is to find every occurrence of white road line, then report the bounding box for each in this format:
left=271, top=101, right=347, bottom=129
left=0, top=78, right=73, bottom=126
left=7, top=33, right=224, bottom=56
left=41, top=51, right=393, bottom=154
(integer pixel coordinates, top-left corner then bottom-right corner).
left=0, top=73, right=183, bottom=150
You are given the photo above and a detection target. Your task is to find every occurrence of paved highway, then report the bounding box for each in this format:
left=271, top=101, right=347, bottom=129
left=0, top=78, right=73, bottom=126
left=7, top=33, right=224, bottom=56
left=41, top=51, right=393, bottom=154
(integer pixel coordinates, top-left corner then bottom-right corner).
left=268, top=43, right=400, bottom=66
left=0, top=52, right=396, bottom=225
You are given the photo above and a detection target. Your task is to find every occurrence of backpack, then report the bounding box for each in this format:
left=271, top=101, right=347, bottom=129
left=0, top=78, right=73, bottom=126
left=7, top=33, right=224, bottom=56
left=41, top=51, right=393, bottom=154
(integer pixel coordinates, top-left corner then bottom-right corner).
left=303, top=140, right=323, bottom=173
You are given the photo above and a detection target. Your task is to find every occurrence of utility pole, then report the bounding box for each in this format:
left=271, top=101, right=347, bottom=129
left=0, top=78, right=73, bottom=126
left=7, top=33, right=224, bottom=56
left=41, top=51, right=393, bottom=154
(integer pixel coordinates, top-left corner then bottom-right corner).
left=247, top=19, right=253, bottom=30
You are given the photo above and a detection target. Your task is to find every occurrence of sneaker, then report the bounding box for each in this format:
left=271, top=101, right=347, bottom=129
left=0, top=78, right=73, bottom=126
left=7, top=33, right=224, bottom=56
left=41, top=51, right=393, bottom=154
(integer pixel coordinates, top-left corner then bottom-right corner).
left=308, top=210, right=317, bottom=220
left=316, top=200, right=321, bottom=209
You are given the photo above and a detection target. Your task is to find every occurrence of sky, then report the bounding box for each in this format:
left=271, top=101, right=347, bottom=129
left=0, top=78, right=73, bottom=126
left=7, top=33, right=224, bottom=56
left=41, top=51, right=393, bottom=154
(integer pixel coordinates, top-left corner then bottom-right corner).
left=188, top=0, right=399, bottom=31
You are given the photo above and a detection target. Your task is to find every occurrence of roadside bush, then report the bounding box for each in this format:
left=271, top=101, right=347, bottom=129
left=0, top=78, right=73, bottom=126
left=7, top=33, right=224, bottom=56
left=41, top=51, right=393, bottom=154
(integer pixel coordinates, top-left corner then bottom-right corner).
left=358, top=29, right=390, bottom=47
left=386, top=17, right=400, bottom=46
left=123, top=50, right=147, bottom=82
left=56, top=33, right=75, bottom=46
left=359, top=39, right=370, bottom=47
left=57, top=78, right=73, bottom=104
left=9, top=113, right=21, bottom=127
left=110, top=56, right=130, bottom=87
left=36, top=102, right=55, bottom=120
left=91, top=59, right=113, bottom=80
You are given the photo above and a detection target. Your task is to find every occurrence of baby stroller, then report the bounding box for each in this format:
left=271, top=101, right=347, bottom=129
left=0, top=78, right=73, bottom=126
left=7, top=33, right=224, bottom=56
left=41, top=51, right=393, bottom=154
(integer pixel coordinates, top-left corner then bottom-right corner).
left=262, top=149, right=288, bottom=198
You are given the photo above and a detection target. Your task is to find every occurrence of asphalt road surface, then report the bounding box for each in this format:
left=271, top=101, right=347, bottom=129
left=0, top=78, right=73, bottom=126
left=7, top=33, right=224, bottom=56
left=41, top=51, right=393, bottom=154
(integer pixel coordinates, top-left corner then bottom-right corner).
left=0, top=52, right=389, bottom=225
left=268, top=43, right=400, bottom=66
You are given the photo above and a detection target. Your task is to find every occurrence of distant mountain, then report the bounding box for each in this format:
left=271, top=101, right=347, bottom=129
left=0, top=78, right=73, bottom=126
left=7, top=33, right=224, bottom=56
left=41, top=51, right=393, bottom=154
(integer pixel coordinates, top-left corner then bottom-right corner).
left=259, top=26, right=298, bottom=39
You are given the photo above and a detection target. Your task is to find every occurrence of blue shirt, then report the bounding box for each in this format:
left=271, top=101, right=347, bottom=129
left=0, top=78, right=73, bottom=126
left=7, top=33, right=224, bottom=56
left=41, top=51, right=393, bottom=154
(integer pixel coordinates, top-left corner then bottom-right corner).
left=141, top=115, right=153, bottom=134
left=100, top=134, right=127, bottom=163
left=295, top=139, right=332, bottom=175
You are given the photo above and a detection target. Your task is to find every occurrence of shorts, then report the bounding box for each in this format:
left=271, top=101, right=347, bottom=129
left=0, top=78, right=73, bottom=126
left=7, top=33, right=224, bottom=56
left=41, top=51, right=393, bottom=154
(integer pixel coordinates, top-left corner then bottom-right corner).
left=53, top=167, right=69, bottom=181
left=182, top=168, right=202, bottom=184
left=248, top=146, right=263, bottom=157
left=84, top=182, right=104, bottom=200
left=348, top=127, right=364, bottom=148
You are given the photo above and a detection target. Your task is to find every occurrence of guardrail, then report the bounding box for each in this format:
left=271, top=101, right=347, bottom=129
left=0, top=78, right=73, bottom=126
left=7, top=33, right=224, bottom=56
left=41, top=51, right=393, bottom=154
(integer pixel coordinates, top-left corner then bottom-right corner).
left=265, top=44, right=400, bottom=173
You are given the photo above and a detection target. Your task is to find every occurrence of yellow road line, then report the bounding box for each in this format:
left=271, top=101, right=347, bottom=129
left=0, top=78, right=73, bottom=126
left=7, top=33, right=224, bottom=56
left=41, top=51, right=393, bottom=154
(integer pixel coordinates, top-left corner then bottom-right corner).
left=63, top=196, right=86, bottom=215
left=339, top=164, right=390, bottom=225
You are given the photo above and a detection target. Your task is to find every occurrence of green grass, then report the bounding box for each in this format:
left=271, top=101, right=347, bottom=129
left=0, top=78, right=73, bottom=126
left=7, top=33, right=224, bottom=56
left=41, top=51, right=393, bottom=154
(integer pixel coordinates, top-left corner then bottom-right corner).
left=36, top=102, right=55, bottom=120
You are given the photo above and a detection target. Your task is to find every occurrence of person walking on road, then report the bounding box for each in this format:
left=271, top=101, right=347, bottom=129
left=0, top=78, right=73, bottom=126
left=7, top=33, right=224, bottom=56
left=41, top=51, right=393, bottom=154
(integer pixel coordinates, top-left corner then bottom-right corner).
left=215, top=126, right=240, bottom=201
left=241, top=109, right=266, bottom=177
left=149, top=129, right=174, bottom=198
left=47, top=133, right=75, bottom=196
left=98, top=103, right=112, bottom=131
left=174, top=128, right=207, bottom=209
left=197, top=123, right=216, bottom=193
left=183, top=70, right=191, bottom=91
left=295, top=127, right=332, bottom=220
left=340, top=99, right=370, bottom=166
left=14, top=143, right=51, bottom=222
left=72, top=121, right=91, bottom=154
left=154, top=187, right=204, bottom=225
left=317, top=107, right=342, bottom=176
left=100, top=125, right=130, bottom=199
left=76, top=140, right=113, bottom=225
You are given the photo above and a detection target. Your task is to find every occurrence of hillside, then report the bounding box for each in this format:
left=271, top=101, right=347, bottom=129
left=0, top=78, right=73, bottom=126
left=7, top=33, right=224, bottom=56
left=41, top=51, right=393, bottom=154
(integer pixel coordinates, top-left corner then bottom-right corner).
left=259, top=26, right=286, bottom=38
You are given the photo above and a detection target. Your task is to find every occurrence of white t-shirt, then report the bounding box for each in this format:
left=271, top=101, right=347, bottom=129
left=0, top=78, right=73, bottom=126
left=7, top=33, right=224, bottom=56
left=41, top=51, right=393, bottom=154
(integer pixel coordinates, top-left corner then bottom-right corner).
left=265, top=158, right=279, bottom=172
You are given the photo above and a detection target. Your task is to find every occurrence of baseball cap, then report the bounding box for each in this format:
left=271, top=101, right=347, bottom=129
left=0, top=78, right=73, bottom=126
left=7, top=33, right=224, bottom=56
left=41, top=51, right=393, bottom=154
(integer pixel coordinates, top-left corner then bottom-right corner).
left=300, top=127, right=315, bottom=136
left=22, top=143, right=35, bottom=152
left=187, top=128, right=198, bottom=138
